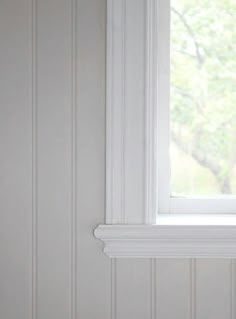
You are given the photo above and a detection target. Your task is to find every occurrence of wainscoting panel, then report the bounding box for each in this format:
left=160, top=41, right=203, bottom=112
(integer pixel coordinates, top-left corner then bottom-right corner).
left=36, top=0, right=72, bottom=318
left=116, top=259, right=151, bottom=319
left=0, top=1, right=32, bottom=318
left=76, top=1, right=110, bottom=318
left=196, top=259, right=232, bottom=319
left=156, top=259, right=191, bottom=319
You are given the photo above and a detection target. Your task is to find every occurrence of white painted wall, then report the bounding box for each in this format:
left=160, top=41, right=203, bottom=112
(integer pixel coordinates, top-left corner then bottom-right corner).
left=0, top=1, right=234, bottom=319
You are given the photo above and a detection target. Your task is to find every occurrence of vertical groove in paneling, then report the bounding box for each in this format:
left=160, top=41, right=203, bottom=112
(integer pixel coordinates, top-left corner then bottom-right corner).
left=71, top=0, right=77, bottom=318
left=190, top=259, right=196, bottom=319
left=111, top=259, right=117, bottom=319
left=150, top=259, right=156, bottom=319
left=32, top=0, right=38, bottom=317
left=231, top=259, right=235, bottom=319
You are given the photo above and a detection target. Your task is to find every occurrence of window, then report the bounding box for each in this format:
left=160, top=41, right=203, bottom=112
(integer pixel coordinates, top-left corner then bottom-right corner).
left=171, top=0, right=236, bottom=197
left=158, top=0, right=236, bottom=214
left=94, top=0, right=236, bottom=258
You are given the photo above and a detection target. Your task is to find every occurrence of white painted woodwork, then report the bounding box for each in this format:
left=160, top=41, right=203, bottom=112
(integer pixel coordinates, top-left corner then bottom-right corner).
left=95, top=215, right=236, bottom=258
left=97, top=0, right=236, bottom=258
left=116, top=259, right=151, bottom=319
left=36, top=0, right=72, bottom=318
left=196, top=260, right=232, bottom=319
left=76, top=1, right=110, bottom=318
left=0, top=1, right=32, bottom=318
left=0, top=1, right=236, bottom=319
left=106, top=0, right=157, bottom=224
left=156, top=259, right=191, bottom=319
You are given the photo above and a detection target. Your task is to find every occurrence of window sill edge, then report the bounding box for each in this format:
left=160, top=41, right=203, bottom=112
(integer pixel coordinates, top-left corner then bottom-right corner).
left=94, top=215, right=236, bottom=258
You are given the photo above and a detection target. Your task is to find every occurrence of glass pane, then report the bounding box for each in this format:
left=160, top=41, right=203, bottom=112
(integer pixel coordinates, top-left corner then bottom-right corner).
left=170, top=0, right=236, bottom=196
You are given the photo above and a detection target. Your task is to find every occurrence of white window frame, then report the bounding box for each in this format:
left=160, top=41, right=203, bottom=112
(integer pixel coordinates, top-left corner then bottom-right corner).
left=157, top=0, right=236, bottom=214
left=94, top=0, right=236, bottom=258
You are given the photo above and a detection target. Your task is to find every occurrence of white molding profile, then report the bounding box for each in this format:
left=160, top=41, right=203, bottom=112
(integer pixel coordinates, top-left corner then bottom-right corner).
left=95, top=215, right=236, bottom=258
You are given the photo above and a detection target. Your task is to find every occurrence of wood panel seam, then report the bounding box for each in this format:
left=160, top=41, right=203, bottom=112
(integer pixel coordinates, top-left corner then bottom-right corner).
left=190, top=259, right=196, bottom=319
left=111, top=259, right=117, bottom=319
left=231, top=259, right=235, bottom=319
left=150, top=259, right=156, bottom=319
left=32, top=0, right=38, bottom=317
left=71, top=0, right=77, bottom=318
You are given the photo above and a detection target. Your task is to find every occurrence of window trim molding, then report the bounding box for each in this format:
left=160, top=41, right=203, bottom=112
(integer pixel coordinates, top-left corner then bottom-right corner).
left=94, top=0, right=236, bottom=258
left=105, top=0, right=158, bottom=224
left=95, top=215, right=236, bottom=258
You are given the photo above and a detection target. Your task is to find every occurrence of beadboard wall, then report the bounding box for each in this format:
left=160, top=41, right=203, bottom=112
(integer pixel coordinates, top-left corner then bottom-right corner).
left=0, top=0, right=235, bottom=319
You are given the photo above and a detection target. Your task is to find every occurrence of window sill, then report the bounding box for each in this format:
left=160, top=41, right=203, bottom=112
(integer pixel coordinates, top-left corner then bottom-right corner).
left=94, top=214, right=236, bottom=258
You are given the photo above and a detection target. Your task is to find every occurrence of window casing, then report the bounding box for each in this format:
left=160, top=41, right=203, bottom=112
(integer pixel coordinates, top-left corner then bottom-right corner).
left=94, top=0, right=236, bottom=258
